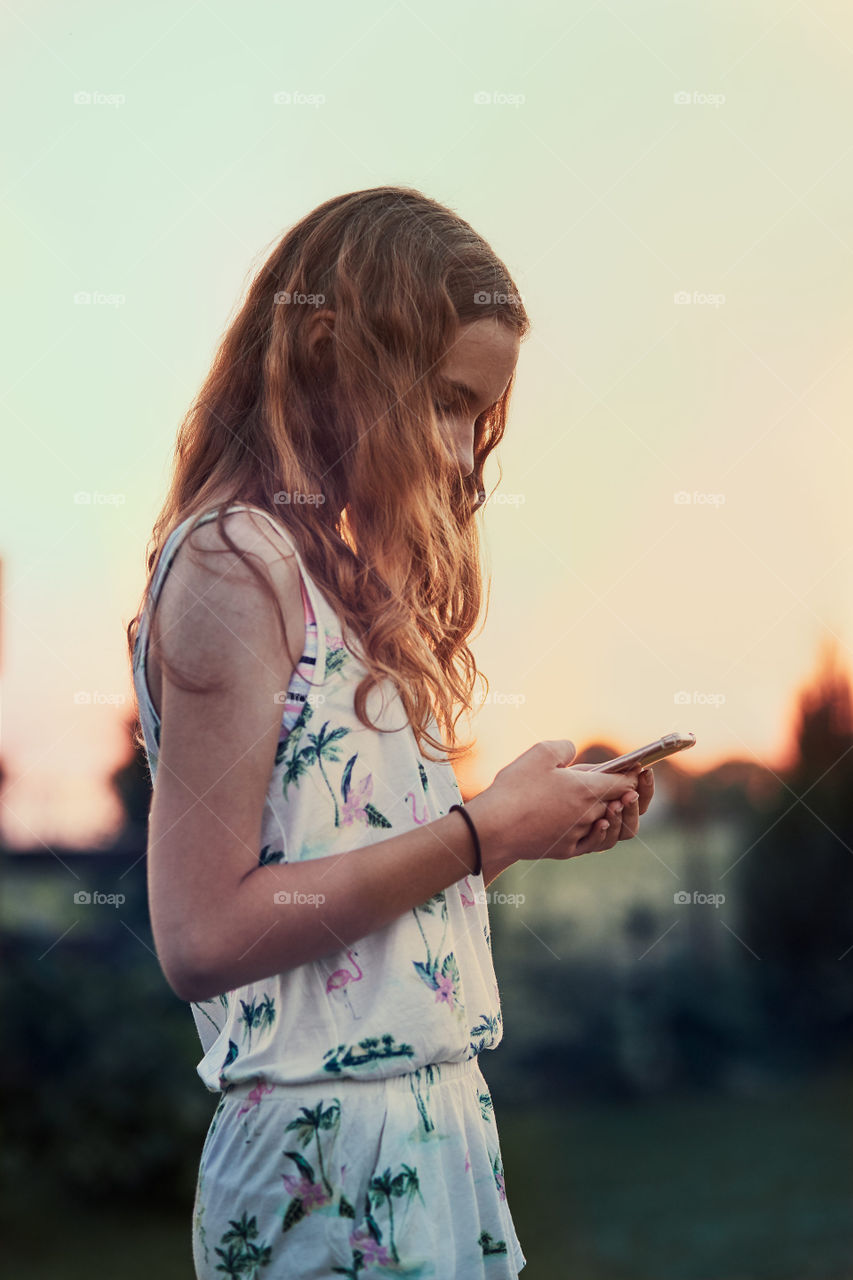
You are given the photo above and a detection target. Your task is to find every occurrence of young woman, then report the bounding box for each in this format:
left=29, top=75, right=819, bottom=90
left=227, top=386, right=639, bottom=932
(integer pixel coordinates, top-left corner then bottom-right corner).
left=128, top=186, right=652, bottom=1279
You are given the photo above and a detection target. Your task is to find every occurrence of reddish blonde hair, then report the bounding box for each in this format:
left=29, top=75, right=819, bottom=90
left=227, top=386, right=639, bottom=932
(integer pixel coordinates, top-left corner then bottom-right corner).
left=127, top=186, right=530, bottom=762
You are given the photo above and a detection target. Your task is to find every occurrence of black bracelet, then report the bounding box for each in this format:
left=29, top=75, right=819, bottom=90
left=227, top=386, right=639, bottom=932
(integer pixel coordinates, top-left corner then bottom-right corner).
left=449, top=804, right=482, bottom=877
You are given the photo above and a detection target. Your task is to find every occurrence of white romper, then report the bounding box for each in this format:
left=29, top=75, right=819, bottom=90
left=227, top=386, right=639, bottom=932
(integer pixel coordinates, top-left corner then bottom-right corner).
left=132, top=502, right=527, bottom=1278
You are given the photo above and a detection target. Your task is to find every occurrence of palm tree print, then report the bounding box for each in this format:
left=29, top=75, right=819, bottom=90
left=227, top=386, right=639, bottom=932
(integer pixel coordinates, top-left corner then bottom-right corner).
left=368, top=1163, right=424, bottom=1264
left=213, top=1210, right=272, bottom=1277
left=408, top=1063, right=439, bottom=1134
left=322, top=1033, right=415, bottom=1075
left=283, top=719, right=350, bottom=824
left=284, top=1099, right=341, bottom=1196
left=239, top=993, right=276, bottom=1050
left=412, top=892, right=464, bottom=1012
left=478, top=1230, right=508, bottom=1256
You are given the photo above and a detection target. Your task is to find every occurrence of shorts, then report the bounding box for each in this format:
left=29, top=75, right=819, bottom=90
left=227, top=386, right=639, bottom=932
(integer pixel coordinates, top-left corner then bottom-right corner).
left=191, top=1055, right=527, bottom=1278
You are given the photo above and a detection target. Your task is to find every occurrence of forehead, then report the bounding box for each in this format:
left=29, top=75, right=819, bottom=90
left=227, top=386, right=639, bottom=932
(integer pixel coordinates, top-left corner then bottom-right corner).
left=437, top=317, right=520, bottom=398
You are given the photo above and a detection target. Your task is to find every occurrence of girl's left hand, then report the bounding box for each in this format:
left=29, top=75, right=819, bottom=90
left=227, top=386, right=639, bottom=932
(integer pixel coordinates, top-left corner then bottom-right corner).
left=571, top=764, right=655, bottom=843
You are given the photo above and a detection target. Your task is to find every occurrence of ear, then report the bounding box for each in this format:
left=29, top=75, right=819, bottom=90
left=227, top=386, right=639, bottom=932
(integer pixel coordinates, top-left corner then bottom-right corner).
left=305, top=308, right=336, bottom=359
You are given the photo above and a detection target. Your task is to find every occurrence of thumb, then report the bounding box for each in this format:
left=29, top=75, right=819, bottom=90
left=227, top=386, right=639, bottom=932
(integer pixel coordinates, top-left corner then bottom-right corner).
left=539, top=738, right=577, bottom=768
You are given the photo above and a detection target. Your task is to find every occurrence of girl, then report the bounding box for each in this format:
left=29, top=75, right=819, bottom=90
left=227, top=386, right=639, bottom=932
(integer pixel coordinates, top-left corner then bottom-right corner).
left=128, top=186, right=652, bottom=1279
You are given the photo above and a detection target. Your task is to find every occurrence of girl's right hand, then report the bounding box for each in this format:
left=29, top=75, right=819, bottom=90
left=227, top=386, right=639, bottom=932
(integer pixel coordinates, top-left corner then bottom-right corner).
left=465, top=738, right=645, bottom=880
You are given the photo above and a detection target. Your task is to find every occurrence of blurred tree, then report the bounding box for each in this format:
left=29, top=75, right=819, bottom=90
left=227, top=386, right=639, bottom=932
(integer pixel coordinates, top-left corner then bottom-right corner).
left=733, top=638, right=853, bottom=1062
left=108, top=714, right=153, bottom=847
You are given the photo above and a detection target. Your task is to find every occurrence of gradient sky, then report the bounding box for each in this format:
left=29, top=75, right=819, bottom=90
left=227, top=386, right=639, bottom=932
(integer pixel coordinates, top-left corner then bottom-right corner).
left=3, top=0, right=853, bottom=847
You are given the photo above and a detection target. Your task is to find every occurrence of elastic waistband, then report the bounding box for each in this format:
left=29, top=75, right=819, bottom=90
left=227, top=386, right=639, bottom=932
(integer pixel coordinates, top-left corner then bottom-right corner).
left=223, top=1056, right=482, bottom=1101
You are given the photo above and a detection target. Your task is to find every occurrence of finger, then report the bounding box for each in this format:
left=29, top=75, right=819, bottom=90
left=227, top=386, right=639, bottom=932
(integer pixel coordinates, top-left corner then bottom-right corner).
left=616, top=795, right=640, bottom=840
left=572, top=817, right=612, bottom=857
left=637, top=767, right=654, bottom=815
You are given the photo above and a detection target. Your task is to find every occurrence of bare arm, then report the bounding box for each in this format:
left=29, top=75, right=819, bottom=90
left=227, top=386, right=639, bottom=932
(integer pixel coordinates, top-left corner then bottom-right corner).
left=147, top=510, right=648, bottom=1004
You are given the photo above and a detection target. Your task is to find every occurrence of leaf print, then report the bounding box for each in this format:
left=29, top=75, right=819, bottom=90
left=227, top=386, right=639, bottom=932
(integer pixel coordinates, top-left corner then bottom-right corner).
left=283, top=1148, right=315, bottom=1183
left=470, top=1012, right=502, bottom=1056
left=219, top=1039, right=239, bottom=1087
left=324, top=637, right=348, bottom=679
left=338, top=1194, right=356, bottom=1219
left=417, top=760, right=429, bottom=793
left=362, top=801, right=391, bottom=829
left=341, top=753, right=357, bottom=802
left=258, top=845, right=285, bottom=866
left=478, top=1091, right=494, bottom=1123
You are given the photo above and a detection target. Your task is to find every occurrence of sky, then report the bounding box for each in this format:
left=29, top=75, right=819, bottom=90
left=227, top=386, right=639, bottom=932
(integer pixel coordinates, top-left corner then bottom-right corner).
left=2, top=0, right=853, bottom=848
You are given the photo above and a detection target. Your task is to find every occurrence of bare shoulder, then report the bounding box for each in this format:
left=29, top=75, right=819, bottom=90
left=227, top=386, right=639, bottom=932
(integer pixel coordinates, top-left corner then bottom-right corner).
left=153, top=506, right=305, bottom=692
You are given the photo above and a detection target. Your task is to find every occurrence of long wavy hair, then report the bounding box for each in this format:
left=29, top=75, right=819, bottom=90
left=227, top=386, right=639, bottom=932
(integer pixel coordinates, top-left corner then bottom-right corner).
left=126, top=186, right=530, bottom=763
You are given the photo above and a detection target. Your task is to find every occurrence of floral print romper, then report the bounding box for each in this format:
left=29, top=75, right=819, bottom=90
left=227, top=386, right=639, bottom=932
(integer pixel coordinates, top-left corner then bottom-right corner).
left=132, top=503, right=527, bottom=1278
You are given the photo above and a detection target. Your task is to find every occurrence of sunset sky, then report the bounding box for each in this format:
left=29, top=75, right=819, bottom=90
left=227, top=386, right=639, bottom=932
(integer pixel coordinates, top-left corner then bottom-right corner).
left=3, top=0, right=853, bottom=848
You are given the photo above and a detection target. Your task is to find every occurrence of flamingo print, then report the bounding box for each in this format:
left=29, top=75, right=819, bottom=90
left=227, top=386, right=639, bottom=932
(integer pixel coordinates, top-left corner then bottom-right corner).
left=459, top=876, right=476, bottom=906
left=236, top=1078, right=275, bottom=1139
left=325, top=949, right=364, bottom=1020
left=404, top=790, right=429, bottom=824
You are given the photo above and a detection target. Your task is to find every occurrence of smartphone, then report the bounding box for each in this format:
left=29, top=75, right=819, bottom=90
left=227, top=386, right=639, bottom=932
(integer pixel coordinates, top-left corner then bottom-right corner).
left=589, top=731, right=696, bottom=774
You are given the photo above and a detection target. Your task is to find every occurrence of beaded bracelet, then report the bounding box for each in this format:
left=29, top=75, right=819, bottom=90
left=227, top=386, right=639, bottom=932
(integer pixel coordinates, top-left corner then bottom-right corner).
left=449, top=803, right=482, bottom=877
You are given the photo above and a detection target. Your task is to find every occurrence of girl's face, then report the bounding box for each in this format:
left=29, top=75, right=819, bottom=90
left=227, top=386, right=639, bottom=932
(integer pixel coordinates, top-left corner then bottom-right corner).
left=432, top=316, right=521, bottom=476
